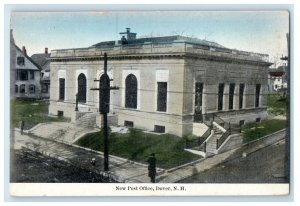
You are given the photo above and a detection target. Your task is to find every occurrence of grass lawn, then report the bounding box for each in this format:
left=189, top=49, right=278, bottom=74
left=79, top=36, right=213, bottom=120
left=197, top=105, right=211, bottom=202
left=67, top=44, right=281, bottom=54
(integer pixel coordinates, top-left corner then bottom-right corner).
left=242, top=119, right=287, bottom=143
left=11, top=99, right=67, bottom=130
left=267, top=93, right=288, bottom=116
left=75, top=129, right=201, bottom=169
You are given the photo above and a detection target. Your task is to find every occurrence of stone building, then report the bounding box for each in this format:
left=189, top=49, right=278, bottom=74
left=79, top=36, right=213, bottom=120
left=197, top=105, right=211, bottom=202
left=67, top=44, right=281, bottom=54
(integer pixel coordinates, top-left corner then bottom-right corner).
left=11, top=31, right=42, bottom=99
left=31, top=48, right=51, bottom=99
left=49, top=28, right=271, bottom=138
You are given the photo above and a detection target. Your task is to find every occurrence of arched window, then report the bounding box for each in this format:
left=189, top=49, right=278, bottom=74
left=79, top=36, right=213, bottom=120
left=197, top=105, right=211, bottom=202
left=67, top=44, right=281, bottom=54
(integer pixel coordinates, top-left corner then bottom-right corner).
left=15, top=85, right=18, bottom=93
left=77, top=73, right=87, bottom=103
left=125, top=74, right=137, bottom=109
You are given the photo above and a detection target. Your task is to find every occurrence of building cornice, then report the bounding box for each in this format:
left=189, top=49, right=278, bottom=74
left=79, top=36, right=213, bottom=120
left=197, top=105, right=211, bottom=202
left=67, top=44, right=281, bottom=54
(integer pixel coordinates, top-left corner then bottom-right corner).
left=50, top=52, right=272, bottom=66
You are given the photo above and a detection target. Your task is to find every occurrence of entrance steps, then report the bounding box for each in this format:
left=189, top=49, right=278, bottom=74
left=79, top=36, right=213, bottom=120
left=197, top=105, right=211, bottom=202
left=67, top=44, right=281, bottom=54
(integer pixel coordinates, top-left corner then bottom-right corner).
left=75, top=112, right=97, bottom=128
left=190, top=121, right=229, bottom=156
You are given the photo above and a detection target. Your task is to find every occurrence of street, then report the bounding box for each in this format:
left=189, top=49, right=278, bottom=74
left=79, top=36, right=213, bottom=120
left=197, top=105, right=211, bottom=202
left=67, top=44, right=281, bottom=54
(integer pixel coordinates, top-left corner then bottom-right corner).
left=178, top=139, right=287, bottom=183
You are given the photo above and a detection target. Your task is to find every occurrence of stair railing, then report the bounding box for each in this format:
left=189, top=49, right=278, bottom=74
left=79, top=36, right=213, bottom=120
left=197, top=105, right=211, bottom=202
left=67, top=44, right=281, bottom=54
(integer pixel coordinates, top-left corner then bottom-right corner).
left=185, top=125, right=211, bottom=151
left=216, top=129, right=230, bottom=149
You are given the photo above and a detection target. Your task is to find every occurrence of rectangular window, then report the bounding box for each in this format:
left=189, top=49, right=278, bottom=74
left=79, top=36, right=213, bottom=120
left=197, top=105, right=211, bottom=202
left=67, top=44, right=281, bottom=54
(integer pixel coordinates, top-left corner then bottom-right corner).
left=19, top=70, right=28, bottom=81
left=59, top=78, right=65, bottom=101
left=239, top=120, right=245, bottom=126
left=30, top=71, right=35, bottom=80
left=42, top=84, right=48, bottom=93
left=17, top=57, right=25, bottom=66
left=29, top=85, right=35, bottom=94
left=255, top=84, right=261, bottom=107
left=154, top=125, right=165, bottom=133
left=194, top=82, right=203, bottom=122
left=229, top=83, right=235, bottom=110
left=57, top=111, right=64, bottom=117
left=15, top=70, right=19, bottom=80
left=20, top=84, right=26, bottom=93
left=218, top=83, right=224, bottom=111
left=157, top=82, right=167, bottom=112
left=239, top=83, right=245, bottom=109
left=124, top=121, right=134, bottom=128
left=15, top=85, right=18, bottom=93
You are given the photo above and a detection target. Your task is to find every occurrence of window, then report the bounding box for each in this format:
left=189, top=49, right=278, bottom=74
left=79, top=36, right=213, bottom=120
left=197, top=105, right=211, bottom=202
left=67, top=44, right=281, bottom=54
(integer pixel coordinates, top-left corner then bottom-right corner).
left=42, top=84, right=48, bottom=93
left=256, top=118, right=261, bottom=122
left=20, top=84, right=25, bottom=93
left=77, top=73, right=87, bottom=103
left=15, top=70, right=19, bottom=80
left=255, top=84, right=261, bottom=107
left=154, top=125, right=165, bottom=133
left=125, top=74, right=137, bottom=109
left=57, top=111, right=64, bottom=117
left=29, top=71, right=35, bottom=80
left=59, top=78, right=65, bottom=101
left=229, top=83, right=235, bottom=110
left=15, top=85, right=18, bottom=93
left=194, top=82, right=203, bottom=122
left=239, top=120, right=245, bottom=126
left=218, top=83, right=224, bottom=111
left=19, top=70, right=28, bottom=81
left=17, top=57, right=25, bottom=66
left=124, top=121, right=134, bottom=127
left=239, top=83, right=245, bottom=109
left=29, top=84, right=35, bottom=94
left=157, top=82, right=167, bottom=112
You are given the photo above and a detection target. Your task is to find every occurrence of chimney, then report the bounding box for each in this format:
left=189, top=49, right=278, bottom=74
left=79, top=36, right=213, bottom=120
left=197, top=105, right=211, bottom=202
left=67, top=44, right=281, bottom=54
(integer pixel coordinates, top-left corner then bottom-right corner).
left=45, top=47, right=48, bottom=54
left=22, top=46, right=27, bottom=56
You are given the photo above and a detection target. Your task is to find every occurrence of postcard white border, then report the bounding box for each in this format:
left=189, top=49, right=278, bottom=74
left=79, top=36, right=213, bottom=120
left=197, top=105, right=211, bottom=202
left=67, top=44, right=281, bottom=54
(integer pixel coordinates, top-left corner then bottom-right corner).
left=2, top=1, right=297, bottom=203
left=10, top=183, right=289, bottom=196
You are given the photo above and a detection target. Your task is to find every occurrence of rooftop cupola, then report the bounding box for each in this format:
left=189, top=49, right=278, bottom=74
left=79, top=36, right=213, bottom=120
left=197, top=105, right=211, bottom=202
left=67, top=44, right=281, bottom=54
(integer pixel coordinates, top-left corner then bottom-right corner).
left=119, top=28, right=137, bottom=41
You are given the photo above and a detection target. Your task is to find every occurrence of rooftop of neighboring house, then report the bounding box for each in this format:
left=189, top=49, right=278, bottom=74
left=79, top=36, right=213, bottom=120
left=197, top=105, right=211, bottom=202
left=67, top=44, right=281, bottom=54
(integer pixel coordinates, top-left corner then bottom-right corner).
left=31, top=48, right=51, bottom=71
left=269, top=66, right=287, bottom=77
left=13, top=44, right=42, bottom=71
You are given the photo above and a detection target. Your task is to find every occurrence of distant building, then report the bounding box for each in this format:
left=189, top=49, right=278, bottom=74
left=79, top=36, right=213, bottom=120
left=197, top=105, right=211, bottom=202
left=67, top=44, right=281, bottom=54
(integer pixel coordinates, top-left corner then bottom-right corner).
left=31, top=48, right=51, bottom=99
left=10, top=31, right=42, bottom=99
left=268, top=66, right=287, bottom=92
left=49, top=28, right=271, bottom=138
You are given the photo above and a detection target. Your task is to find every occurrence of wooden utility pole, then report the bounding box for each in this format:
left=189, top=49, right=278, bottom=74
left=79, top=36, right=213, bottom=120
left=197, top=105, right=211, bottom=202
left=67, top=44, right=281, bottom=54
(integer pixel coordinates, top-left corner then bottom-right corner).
left=91, top=53, right=119, bottom=171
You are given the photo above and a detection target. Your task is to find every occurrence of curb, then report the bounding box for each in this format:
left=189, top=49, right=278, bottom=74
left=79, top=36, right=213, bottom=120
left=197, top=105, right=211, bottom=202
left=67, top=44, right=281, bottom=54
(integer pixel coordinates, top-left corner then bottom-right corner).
left=165, top=158, right=205, bottom=173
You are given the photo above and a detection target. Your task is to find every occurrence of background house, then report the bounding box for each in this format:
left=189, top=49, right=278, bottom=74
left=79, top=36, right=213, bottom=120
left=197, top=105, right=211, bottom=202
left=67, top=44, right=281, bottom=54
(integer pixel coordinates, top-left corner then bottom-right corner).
left=31, top=48, right=51, bottom=99
left=11, top=42, right=42, bottom=99
left=268, top=65, right=287, bottom=92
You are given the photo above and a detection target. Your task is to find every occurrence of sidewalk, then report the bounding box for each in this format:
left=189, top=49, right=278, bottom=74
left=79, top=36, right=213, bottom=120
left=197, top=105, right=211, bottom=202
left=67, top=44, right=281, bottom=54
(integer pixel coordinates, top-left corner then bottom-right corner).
left=13, top=127, right=286, bottom=183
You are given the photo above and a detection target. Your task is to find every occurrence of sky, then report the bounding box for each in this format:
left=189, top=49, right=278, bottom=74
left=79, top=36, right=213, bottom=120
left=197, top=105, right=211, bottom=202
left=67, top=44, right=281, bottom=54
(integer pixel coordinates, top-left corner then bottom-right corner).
left=10, top=11, right=289, bottom=64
